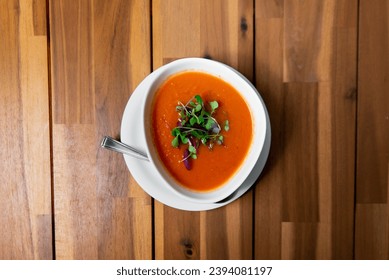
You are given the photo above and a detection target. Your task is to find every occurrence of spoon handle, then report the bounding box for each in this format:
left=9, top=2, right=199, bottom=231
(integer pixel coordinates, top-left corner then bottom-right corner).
left=100, top=136, right=149, bottom=161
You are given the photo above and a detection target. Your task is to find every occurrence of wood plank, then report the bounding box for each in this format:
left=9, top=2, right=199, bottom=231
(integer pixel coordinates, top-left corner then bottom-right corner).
left=329, top=0, right=358, bottom=259
left=256, top=0, right=283, bottom=18
left=153, top=0, right=254, bottom=259
left=254, top=11, right=283, bottom=259
left=0, top=0, right=52, bottom=259
left=281, top=222, right=332, bottom=259
left=53, top=125, right=97, bottom=258
left=356, top=0, right=389, bottom=204
left=281, top=82, right=319, bottom=223
left=355, top=204, right=388, bottom=259
left=355, top=0, right=389, bottom=259
left=284, top=1, right=322, bottom=82
left=50, top=0, right=152, bottom=259
left=281, top=223, right=318, bottom=259
left=254, top=0, right=357, bottom=259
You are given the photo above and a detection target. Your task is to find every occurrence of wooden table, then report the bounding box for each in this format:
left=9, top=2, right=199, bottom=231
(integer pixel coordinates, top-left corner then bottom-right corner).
left=1, top=0, right=388, bottom=260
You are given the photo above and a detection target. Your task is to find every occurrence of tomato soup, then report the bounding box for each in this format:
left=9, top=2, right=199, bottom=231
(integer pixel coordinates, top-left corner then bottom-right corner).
left=151, top=71, right=252, bottom=192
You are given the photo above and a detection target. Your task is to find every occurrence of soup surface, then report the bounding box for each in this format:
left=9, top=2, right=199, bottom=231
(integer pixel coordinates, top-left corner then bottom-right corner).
left=151, top=71, right=252, bottom=192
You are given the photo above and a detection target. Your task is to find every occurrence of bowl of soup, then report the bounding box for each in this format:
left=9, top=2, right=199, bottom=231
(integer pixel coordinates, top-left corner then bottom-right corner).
left=142, top=58, right=267, bottom=203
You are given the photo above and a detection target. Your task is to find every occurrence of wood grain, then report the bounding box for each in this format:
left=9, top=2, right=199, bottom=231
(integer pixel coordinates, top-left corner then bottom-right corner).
left=1, top=0, right=387, bottom=260
left=0, top=0, right=52, bottom=259
left=255, top=0, right=357, bottom=259
left=355, top=204, right=388, bottom=259
left=356, top=0, right=389, bottom=203
left=153, top=0, right=254, bottom=259
left=281, top=82, right=319, bottom=223
left=355, top=0, right=389, bottom=259
left=50, top=0, right=152, bottom=259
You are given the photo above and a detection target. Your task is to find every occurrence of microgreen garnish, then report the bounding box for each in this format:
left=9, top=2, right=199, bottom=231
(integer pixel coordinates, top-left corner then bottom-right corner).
left=224, top=120, right=230, bottom=131
left=171, top=95, right=229, bottom=170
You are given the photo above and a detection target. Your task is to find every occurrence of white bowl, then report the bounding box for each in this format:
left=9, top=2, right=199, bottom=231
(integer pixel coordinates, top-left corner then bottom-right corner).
left=142, top=58, right=267, bottom=203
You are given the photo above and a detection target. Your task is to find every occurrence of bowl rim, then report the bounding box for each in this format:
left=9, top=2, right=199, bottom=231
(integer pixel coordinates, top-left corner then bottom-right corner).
left=142, top=57, right=267, bottom=203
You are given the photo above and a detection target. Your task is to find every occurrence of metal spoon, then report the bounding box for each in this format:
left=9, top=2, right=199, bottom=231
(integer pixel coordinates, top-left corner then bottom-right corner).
left=100, top=136, right=149, bottom=161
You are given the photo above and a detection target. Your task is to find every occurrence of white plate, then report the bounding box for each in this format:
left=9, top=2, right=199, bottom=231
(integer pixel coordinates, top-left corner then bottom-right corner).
left=120, top=65, right=271, bottom=211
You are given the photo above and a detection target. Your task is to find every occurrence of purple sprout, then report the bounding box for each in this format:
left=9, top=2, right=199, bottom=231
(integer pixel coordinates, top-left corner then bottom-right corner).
left=183, top=149, right=191, bottom=170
